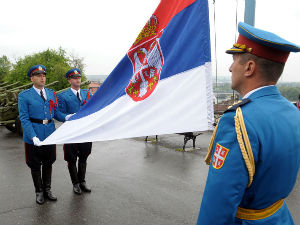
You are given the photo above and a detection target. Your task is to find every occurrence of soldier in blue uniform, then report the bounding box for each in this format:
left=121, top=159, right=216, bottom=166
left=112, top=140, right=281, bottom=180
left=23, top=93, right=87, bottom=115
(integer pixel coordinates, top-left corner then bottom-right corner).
left=18, top=65, right=71, bottom=205
left=57, top=68, right=92, bottom=195
left=197, top=22, right=300, bottom=225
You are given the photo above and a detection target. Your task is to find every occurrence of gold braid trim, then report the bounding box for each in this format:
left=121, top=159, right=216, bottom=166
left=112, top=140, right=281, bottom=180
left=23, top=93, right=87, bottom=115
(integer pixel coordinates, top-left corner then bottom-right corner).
left=233, top=43, right=252, bottom=53
left=205, top=123, right=219, bottom=165
left=234, top=107, right=255, bottom=187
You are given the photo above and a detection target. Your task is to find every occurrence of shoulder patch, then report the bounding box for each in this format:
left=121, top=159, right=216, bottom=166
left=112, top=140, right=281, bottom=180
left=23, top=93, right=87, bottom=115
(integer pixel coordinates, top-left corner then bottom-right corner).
left=212, top=143, right=230, bottom=169
left=224, top=98, right=251, bottom=113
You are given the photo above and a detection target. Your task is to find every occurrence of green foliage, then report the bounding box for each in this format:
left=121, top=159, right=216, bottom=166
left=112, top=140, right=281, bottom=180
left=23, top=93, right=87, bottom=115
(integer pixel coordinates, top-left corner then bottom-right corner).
left=0, top=55, right=11, bottom=82
left=277, top=84, right=300, bottom=102
left=213, top=81, right=300, bottom=102
left=4, top=48, right=86, bottom=91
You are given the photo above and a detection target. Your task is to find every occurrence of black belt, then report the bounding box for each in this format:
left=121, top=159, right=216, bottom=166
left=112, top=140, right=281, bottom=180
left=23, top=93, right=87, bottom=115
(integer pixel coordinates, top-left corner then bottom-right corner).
left=30, top=118, right=52, bottom=124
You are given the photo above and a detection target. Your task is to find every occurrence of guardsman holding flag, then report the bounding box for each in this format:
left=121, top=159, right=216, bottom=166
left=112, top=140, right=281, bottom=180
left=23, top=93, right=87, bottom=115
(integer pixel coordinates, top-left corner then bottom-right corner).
left=197, top=22, right=300, bottom=225
left=57, top=68, right=92, bottom=195
left=18, top=65, right=70, bottom=205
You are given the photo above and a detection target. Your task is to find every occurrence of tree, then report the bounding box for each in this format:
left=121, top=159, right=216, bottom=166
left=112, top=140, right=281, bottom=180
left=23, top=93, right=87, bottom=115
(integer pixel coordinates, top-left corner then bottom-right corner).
left=278, top=85, right=299, bottom=102
left=0, top=55, right=11, bottom=82
left=68, top=52, right=87, bottom=83
left=5, top=48, right=86, bottom=90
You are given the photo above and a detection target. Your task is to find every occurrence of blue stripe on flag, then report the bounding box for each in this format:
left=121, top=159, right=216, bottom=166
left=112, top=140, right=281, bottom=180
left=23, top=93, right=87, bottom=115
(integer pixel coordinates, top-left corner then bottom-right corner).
left=160, top=0, right=211, bottom=80
left=70, top=56, right=131, bottom=120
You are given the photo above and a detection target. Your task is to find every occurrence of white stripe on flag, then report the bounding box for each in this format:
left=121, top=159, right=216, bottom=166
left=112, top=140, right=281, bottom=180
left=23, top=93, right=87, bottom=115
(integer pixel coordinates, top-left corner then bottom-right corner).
left=42, top=62, right=213, bottom=145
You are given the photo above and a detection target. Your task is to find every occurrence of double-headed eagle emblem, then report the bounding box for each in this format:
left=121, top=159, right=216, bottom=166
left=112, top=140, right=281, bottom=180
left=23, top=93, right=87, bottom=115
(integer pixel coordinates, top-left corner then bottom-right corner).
left=126, top=15, right=164, bottom=101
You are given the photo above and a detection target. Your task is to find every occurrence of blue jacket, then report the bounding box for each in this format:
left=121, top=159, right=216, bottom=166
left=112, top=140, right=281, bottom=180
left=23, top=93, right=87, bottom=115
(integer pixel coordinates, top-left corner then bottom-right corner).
left=57, top=88, right=91, bottom=114
left=18, top=87, right=67, bottom=144
left=197, top=86, right=300, bottom=225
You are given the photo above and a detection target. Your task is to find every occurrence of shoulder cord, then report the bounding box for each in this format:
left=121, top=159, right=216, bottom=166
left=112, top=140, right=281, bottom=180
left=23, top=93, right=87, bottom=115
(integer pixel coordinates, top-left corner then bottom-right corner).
left=204, top=107, right=255, bottom=188
left=205, top=122, right=219, bottom=165
left=87, top=89, right=91, bottom=100
left=53, top=91, right=57, bottom=106
left=234, top=107, right=255, bottom=187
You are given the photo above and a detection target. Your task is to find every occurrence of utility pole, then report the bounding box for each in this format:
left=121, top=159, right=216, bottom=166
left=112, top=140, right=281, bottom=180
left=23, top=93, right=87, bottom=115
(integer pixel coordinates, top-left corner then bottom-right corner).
left=244, top=0, right=256, bottom=26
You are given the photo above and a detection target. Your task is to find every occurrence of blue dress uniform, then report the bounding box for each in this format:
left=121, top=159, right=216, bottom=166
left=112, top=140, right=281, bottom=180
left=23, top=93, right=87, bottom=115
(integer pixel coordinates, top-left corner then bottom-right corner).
left=19, top=87, right=66, bottom=144
left=57, top=68, right=92, bottom=194
left=18, top=65, right=67, bottom=204
left=57, top=88, right=91, bottom=115
left=197, top=23, right=300, bottom=225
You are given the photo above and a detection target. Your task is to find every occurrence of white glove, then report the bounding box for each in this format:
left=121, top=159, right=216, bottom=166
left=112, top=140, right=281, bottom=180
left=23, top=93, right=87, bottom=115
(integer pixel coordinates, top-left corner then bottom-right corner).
left=65, top=113, right=75, bottom=121
left=32, top=136, right=42, bottom=147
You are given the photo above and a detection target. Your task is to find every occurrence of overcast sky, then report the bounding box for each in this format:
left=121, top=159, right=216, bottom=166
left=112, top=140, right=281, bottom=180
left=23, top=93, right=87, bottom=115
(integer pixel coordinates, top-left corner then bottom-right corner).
left=1, top=0, right=300, bottom=82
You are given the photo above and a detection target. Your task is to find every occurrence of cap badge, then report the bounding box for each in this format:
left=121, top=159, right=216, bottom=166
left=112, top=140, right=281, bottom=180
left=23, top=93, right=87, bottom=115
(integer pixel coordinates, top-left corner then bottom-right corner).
left=233, top=43, right=252, bottom=53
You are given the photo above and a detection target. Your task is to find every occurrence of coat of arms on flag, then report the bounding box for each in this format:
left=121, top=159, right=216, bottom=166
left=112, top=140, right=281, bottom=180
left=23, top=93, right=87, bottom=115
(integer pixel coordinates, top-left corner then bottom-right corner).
left=213, top=144, right=230, bottom=169
left=126, top=15, right=164, bottom=102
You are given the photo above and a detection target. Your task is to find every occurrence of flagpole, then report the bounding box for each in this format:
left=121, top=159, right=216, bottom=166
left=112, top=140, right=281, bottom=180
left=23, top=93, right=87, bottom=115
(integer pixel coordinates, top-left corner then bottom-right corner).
left=231, top=0, right=256, bottom=101
left=244, top=0, right=256, bottom=26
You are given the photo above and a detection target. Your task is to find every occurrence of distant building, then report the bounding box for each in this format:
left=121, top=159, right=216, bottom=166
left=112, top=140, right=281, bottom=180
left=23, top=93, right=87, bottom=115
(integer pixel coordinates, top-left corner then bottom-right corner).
left=86, top=75, right=108, bottom=95
left=88, top=82, right=101, bottom=95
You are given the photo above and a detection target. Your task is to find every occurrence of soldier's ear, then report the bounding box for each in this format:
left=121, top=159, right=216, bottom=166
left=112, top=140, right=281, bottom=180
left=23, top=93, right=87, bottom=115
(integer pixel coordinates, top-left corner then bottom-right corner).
left=244, top=60, right=256, bottom=77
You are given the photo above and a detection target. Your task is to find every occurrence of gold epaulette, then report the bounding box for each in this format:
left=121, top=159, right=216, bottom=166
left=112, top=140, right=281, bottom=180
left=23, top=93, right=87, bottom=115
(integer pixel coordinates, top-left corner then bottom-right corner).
left=225, top=99, right=251, bottom=113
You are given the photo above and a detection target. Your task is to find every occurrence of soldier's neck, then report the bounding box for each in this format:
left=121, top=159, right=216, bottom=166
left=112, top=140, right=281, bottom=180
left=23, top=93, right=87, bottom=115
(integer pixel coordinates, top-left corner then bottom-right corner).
left=33, top=84, right=44, bottom=90
left=71, top=86, right=80, bottom=91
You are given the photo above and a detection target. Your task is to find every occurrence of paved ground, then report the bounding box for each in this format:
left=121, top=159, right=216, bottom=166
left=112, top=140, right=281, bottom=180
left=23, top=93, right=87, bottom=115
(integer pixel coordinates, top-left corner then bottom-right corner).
left=0, top=126, right=299, bottom=225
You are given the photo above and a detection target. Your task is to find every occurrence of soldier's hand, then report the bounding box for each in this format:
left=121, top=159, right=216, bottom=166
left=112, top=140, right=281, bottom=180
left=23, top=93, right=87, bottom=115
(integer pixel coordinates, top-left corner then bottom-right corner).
left=65, top=113, right=75, bottom=121
left=32, top=136, right=42, bottom=147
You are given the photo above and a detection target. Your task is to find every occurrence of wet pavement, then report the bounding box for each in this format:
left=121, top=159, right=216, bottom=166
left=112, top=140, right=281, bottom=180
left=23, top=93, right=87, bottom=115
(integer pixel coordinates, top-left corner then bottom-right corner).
left=0, top=126, right=299, bottom=225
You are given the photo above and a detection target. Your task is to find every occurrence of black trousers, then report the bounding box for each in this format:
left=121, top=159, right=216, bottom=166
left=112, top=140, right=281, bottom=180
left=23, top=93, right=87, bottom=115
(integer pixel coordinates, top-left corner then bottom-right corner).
left=25, top=143, right=56, bottom=170
left=63, top=142, right=92, bottom=164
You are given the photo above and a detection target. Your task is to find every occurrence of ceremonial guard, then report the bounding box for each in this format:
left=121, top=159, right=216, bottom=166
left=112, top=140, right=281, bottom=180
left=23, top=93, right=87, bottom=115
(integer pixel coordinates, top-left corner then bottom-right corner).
left=18, top=65, right=69, bottom=204
left=197, top=22, right=300, bottom=225
left=57, top=68, right=92, bottom=195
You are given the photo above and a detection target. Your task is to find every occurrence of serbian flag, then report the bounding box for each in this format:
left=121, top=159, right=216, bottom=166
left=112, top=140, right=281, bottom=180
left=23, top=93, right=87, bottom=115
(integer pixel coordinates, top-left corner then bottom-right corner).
left=42, top=0, right=213, bottom=145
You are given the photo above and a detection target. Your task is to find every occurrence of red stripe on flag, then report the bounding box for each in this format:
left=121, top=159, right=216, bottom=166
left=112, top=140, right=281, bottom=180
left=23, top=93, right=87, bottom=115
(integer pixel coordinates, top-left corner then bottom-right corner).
left=154, top=0, right=196, bottom=30
left=129, top=0, right=196, bottom=51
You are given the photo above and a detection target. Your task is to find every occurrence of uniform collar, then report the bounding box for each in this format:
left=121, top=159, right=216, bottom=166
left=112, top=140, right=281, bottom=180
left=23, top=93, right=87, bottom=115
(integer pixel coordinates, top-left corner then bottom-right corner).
left=32, top=85, right=47, bottom=100
left=246, top=85, right=280, bottom=100
left=70, top=87, right=81, bottom=101
left=243, top=85, right=274, bottom=99
left=70, top=87, right=81, bottom=96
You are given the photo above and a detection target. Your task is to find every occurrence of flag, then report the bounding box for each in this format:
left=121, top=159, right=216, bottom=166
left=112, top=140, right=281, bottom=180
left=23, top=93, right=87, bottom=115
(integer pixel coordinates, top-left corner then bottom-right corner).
left=42, top=0, right=213, bottom=145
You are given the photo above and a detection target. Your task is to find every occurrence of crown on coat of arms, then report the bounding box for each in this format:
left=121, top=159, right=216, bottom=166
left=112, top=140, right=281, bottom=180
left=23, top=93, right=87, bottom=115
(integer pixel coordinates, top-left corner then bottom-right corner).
left=133, top=15, right=159, bottom=46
